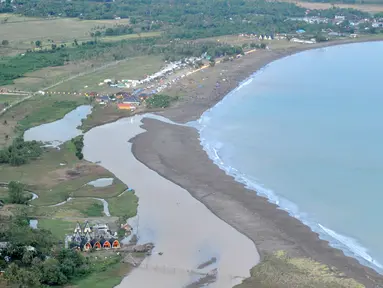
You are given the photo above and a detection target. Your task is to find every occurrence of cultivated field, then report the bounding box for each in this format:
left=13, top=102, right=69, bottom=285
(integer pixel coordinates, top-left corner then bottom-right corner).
left=0, top=14, right=128, bottom=50
left=278, top=0, right=383, bottom=13
left=0, top=14, right=161, bottom=56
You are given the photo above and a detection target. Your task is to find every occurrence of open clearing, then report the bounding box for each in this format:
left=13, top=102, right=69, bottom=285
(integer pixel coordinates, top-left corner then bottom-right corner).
left=0, top=14, right=129, bottom=49
left=0, top=14, right=161, bottom=56
left=278, top=0, right=383, bottom=13
left=236, top=251, right=364, bottom=288
left=51, top=55, right=165, bottom=93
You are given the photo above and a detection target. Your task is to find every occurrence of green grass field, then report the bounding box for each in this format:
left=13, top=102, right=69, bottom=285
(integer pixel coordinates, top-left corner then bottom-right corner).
left=30, top=198, right=105, bottom=218
left=0, top=14, right=129, bottom=50
left=108, top=192, right=138, bottom=219
left=236, top=251, right=364, bottom=288
left=68, top=255, right=132, bottom=288
left=52, top=55, right=164, bottom=93
left=0, top=138, right=127, bottom=204
left=0, top=91, right=87, bottom=147
left=0, top=93, right=27, bottom=104
left=0, top=13, right=161, bottom=57
left=38, top=218, right=76, bottom=240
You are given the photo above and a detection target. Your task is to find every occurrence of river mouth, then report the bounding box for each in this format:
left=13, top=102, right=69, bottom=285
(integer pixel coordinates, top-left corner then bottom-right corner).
left=83, top=114, right=259, bottom=288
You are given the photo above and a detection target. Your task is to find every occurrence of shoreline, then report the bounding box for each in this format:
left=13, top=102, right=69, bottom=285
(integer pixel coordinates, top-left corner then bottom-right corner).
left=83, top=115, right=260, bottom=288
left=129, top=39, right=383, bottom=287
left=155, top=36, right=383, bottom=124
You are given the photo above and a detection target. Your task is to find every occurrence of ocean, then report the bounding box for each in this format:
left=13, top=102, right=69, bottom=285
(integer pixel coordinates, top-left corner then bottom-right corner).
left=195, top=41, right=383, bottom=273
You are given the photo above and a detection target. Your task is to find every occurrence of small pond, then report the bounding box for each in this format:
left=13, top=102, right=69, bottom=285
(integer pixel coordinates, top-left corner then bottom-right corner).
left=87, top=178, right=114, bottom=188
left=24, top=105, right=92, bottom=147
left=29, top=219, right=38, bottom=229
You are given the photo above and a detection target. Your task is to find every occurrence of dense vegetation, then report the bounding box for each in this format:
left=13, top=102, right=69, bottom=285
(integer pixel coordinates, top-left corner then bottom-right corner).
left=2, top=0, right=375, bottom=41
left=7, top=181, right=31, bottom=204
left=71, top=135, right=84, bottom=160
left=0, top=213, right=92, bottom=287
left=0, top=138, right=42, bottom=166
left=146, top=94, right=175, bottom=108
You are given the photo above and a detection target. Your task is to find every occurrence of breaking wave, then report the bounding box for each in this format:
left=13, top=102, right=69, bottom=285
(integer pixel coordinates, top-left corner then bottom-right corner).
left=192, top=70, right=383, bottom=275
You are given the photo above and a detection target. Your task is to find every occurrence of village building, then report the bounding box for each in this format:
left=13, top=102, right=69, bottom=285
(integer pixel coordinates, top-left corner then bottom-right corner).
left=138, top=93, right=150, bottom=101
left=120, top=223, right=133, bottom=235
left=122, top=95, right=140, bottom=105
left=118, top=103, right=136, bottom=111
left=69, top=222, right=121, bottom=251
left=96, top=95, right=110, bottom=103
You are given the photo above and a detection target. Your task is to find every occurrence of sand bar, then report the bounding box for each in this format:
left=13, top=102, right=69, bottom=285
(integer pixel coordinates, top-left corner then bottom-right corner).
left=83, top=115, right=259, bottom=288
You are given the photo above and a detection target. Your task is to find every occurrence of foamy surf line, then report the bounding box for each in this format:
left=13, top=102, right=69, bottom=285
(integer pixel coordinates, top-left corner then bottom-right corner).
left=197, top=135, right=383, bottom=274
left=189, top=68, right=383, bottom=275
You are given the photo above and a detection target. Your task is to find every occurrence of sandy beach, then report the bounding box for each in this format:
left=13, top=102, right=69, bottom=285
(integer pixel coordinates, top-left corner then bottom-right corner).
left=83, top=115, right=259, bottom=288
left=82, top=38, right=383, bottom=287
left=130, top=40, right=383, bottom=287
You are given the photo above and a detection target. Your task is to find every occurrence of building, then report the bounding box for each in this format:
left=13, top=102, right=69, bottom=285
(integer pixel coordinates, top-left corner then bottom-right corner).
left=69, top=222, right=121, bottom=251
left=116, top=92, right=130, bottom=99
left=122, top=95, right=140, bottom=105
left=138, top=93, right=150, bottom=101
left=118, top=103, right=136, bottom=111
left=96, top=95, right=110, bottom=103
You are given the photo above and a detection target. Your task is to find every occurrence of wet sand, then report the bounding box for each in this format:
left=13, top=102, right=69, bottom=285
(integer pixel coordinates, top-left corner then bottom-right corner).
left=83, top=115, right=259, bottom=288
left=129, top=40, right=383, bottom=287
left=132, top=118, right=383, bottom=288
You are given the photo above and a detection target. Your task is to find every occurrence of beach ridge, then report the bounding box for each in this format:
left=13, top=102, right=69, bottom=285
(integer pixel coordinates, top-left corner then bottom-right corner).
left=128, top=38, right=383, bottom=287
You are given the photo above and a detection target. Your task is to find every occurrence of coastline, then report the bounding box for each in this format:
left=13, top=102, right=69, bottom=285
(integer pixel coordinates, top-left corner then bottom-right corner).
left=128, top=38, right=383, bottom=287
left=155, top=36, right=383, bottom=124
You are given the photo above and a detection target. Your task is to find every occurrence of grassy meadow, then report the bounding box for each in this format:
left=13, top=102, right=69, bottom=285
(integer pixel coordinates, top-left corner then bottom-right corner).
left=51, top=55, right=164, bottom=93
left=0, top=14, right=130, bottom=53
left=0, top=142, right=127, bottom=205
left=236, top=251, right=364, bottom=288
left=67, top=255, right=134, bottom=288
left=0, top=93, right=86, bottom=147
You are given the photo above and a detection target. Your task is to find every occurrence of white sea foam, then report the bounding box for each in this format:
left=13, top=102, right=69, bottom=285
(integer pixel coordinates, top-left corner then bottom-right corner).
left=194, top=67, right=383, bottom=275
left=198, top=129, right=383, bottom=274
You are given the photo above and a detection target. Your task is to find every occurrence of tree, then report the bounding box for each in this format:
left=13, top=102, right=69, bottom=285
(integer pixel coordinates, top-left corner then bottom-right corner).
left=1, top=39, right=9, bottom=46
left=35, top=40, right=42, bottom=48
left=8, top=181, right=26, bottom=204
left=4, top=263, right=41, bottom=288
left=41, top=258, right=67, bottom=286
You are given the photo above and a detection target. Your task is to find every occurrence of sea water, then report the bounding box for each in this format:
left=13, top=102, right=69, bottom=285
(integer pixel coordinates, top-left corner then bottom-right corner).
left=197, top=42, right=383, bottom=273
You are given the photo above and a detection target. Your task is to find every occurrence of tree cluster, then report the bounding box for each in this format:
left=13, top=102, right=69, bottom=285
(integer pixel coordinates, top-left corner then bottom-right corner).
left=7, top=181, right=31, bottom=204
left=1, top=215, right=91, bottom=288
left=146, top=94, right=175, bottom=109
left=71, top=135, right=84, bottom=160
left=0, top=138, right=42, bottom=166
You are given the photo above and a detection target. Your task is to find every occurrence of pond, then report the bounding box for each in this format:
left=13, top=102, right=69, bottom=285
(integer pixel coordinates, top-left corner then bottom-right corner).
left=24, top=105, right=92, bottom=147
left=29, top=219, right=38, bottom=229
left=87, top=178, right=114, bottom=187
